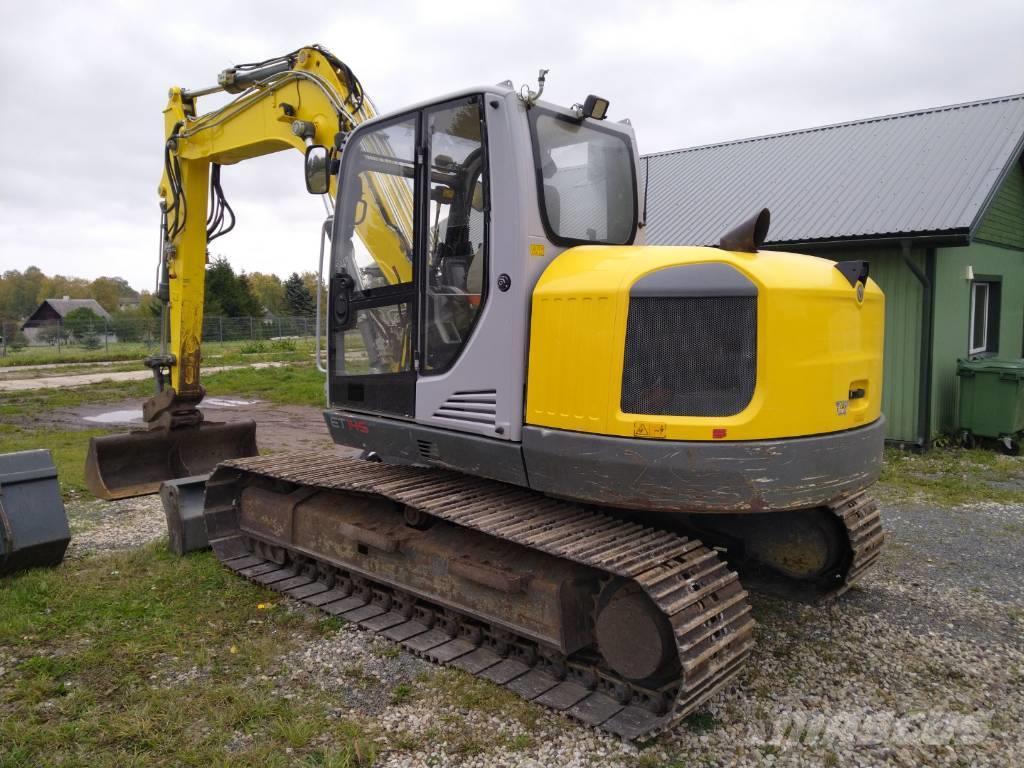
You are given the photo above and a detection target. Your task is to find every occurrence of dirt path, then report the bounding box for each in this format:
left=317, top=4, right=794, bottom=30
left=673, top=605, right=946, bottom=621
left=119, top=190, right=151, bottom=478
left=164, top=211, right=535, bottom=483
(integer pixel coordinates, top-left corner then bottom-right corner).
left=56, top=396, right=356, bottom=456
left=0, top=361, right=288, bottom=392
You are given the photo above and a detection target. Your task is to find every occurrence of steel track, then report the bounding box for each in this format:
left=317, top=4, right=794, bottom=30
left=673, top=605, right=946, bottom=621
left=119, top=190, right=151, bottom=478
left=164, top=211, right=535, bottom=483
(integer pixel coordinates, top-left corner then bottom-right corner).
left=829, top=492, right=885, bottom=598
left=204, top=452, right=757, bottom=740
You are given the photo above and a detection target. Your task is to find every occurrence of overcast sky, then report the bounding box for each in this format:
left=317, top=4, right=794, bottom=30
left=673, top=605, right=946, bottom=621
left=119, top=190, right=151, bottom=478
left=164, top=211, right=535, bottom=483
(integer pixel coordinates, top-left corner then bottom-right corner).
left=1, top=0, right=1022, bottom=292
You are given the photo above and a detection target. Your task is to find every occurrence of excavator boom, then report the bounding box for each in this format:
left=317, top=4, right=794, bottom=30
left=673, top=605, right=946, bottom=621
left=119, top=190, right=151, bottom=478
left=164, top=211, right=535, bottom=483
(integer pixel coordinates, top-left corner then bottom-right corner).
left=85, top=46, right=395, bottom=499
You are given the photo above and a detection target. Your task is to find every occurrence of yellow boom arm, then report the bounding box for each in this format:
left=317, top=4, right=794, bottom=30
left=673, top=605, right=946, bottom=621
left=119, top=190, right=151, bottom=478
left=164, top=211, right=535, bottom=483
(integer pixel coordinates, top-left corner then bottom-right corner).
left=156, top=45, right=409, bottom=402
left=84, top=45, right=411, bottom=501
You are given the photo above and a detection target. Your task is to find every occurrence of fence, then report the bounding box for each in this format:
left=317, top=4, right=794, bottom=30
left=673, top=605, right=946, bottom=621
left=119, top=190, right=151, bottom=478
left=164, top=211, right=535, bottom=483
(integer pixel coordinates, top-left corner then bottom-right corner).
left=0, top=315, right=320, bottom=357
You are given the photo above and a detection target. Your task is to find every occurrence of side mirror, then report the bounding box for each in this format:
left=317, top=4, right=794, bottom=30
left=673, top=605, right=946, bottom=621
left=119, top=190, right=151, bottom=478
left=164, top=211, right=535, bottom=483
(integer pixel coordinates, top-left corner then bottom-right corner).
left=305, top=145, right=330, bottom=195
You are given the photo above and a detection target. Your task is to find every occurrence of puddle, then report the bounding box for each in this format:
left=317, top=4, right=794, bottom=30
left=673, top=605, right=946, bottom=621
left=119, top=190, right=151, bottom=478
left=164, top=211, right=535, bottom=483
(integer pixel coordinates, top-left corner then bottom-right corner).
left=83, top=409, right=144, bottom=425
left=80, top=399, right=260, bottom=425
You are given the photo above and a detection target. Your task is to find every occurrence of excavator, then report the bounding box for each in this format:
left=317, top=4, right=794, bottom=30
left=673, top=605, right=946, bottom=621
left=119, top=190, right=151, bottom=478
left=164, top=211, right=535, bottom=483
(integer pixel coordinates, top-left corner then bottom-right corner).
left=83, top=46, right=886, bottom=739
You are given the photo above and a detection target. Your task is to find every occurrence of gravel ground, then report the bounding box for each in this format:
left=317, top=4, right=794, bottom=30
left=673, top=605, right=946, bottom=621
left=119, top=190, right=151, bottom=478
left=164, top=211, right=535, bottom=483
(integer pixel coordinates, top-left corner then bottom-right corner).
left=66, top=495, right=167, bottom=557
left=64, top=488, right=1024, bottom=767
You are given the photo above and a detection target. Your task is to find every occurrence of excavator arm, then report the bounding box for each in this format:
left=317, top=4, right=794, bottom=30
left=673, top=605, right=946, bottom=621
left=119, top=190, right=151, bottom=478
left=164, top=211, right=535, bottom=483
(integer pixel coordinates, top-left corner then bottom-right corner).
left=156, top=45, right=400, bottom=402
left=86, top=45, right=398, bottom=499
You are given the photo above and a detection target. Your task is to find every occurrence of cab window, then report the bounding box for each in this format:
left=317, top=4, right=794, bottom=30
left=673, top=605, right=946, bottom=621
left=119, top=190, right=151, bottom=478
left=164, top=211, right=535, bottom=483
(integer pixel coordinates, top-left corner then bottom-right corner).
left=530, top=109, right=636, bottom=246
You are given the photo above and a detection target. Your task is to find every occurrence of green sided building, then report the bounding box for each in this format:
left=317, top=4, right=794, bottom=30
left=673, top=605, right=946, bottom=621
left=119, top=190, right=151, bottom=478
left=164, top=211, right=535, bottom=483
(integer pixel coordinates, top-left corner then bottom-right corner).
left=643, top=94, right=1024, bottom=447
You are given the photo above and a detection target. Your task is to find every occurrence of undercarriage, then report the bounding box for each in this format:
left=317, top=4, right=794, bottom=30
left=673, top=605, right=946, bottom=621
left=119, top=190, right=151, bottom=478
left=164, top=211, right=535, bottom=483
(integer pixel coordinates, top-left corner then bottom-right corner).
left=203, top=452, right=883, bottom=739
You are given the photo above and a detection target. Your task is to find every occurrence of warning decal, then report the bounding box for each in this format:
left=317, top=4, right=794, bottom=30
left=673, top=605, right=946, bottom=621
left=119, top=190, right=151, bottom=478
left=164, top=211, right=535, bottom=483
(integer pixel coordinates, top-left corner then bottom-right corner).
left=633, top=421, right=667, bottom=439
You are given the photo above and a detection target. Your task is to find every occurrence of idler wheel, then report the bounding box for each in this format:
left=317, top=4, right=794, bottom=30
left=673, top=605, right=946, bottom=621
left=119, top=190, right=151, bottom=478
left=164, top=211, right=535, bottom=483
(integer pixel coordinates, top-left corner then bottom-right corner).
left=595, top=581, right=678, bottom=686
left=403, top=506, right=433, bottom=530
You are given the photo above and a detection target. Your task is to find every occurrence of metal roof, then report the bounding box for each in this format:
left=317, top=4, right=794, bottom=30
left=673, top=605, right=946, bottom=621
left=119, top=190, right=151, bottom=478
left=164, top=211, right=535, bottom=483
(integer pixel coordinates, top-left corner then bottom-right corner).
left=641, top=93, right=1024, bottom=247
left=41, top=299, right=111, bottom=319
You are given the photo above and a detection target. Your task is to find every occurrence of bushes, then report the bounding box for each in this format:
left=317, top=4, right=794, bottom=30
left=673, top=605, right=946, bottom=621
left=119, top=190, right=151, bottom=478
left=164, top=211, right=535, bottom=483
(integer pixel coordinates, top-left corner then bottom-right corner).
left=239, top=339, right=297, bottom=354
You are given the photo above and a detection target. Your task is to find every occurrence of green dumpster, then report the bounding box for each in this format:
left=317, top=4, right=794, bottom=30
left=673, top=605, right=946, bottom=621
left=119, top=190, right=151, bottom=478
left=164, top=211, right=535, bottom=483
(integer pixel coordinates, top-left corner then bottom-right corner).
left=957, top=358, right=1024, bottom=441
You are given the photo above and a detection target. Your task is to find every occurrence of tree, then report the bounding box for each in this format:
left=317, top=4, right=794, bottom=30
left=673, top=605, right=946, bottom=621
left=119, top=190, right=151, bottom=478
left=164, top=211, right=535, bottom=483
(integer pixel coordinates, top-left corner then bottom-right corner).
left=138, top=291, right=163, bottom=318
left=90, top=276, right=137, bottom=314
left=235, top=273, right=263, bottom=316
left=40, top=326, right=68, bottom=346
left=63, top=307, right=104, bottom=345
left=37, top=274, right=90, bottom=305
left=110, top=312, right=146, bottom=342
left=301, top=271, right=328, bottom=327
left=204, top=257, right=261, bottom=317
left=284, top=272, right=315, bottom=317
left=0, top=267, right=46, bottom=321
left=248, top=272, right=286, bottom=315
left=7, top=326, right=27, bottom=351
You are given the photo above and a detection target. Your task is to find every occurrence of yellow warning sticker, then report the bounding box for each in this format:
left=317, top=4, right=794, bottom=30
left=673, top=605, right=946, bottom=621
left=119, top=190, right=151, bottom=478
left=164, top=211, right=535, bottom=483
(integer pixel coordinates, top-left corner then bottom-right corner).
left=633, top=421, right=667, bottom=439
left=529, top=243, right=545, bottom=257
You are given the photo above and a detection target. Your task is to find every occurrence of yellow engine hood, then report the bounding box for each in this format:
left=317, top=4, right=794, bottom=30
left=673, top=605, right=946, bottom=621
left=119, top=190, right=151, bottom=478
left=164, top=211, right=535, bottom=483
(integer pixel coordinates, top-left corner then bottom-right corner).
left=526, top=245, right=884, bottom=442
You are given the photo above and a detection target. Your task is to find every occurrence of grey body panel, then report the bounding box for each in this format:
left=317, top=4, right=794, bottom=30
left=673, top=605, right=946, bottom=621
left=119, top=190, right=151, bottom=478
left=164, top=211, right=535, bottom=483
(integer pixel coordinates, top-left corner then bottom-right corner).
left=630, top=263, right=757, bottom=297
left=325, top=410, right=528, bottom=487
left=326, top=408, right=884, bottom=515
left=522, top=418, right=886, bottom=513
left=0, top=449, right=71, bottom=575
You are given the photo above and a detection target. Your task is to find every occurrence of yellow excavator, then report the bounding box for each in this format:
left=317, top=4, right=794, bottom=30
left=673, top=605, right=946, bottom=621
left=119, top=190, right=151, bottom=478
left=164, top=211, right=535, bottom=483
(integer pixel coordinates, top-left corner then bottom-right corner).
left=85, top=46, right=886, bottom=739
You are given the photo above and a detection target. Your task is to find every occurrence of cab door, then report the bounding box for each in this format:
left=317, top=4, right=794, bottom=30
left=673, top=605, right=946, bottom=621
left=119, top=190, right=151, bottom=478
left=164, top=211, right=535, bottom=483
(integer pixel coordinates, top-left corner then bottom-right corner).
left=329, top=113, right=420, bottom=416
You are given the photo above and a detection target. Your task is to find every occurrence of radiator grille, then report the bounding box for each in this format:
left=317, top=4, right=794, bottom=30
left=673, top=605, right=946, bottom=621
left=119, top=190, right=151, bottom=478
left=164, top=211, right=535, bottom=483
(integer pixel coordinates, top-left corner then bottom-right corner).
left=622, top=296, right=757, bottom=417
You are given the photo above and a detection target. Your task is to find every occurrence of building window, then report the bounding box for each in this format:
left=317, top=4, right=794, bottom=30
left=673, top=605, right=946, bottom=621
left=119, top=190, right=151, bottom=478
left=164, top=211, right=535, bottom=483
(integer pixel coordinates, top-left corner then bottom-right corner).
left=969, top=279, right=1001, bottom=356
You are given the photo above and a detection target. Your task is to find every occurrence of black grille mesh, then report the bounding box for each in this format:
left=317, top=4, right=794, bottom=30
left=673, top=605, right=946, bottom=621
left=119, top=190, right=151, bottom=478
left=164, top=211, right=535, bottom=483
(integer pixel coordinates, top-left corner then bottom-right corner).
left=622, top=296, right=757, bottom=417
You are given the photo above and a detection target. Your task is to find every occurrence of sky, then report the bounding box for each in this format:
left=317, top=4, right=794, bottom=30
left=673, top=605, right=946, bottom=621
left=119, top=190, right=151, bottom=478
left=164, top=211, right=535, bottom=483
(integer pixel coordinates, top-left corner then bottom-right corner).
left=1, top=0, right=1022, bottom=292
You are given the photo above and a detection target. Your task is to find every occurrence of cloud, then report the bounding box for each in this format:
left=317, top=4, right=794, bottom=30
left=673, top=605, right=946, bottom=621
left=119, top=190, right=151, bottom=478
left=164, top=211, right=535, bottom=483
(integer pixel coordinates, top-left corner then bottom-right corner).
left=0, top=0, right=1021, bottom=290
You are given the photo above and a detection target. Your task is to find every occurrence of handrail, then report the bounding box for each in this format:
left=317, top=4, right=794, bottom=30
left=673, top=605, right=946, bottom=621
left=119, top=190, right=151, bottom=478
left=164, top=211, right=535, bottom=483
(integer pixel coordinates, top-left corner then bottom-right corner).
left=315, top=216, right=333, bottom=374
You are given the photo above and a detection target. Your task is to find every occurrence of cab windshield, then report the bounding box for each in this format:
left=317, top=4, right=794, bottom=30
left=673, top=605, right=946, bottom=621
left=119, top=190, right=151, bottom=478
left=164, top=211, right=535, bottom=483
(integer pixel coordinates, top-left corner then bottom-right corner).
left=529, top=110, right=636, bottom=245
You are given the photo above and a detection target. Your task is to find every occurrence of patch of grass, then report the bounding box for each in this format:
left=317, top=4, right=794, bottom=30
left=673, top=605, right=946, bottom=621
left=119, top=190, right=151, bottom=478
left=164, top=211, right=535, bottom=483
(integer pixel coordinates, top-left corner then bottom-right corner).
left=373, top=643, right=401, bottom=660
left=0, top=342, right=159, bottom=368
left=302, top=740, right=376, bottom=768
left=637, top=756, right=686, bottom=768
left=0, top=423, right=111, bottom=495
left=418, top=668, right=539, bottom=729
left=409, top=668, right=542, bottom=755
left=390, top=683, right=413, bottom=705
left=878, top=446, right=1024, bottom=506
left=0, top=361, right=319, bottom=415
left=685, top=711, right=719, bottom=732
left=0, top=378, right=153, bottom=418
left=508, top=732, right=533, bottom=751
left=0, top=543, right=376, bottom=767
left=0, top=340, right=317, bottom=369
left=270, top=716, right=319, bottom=748
left=203, top=363, right=324, bottom=407
left=239, top=339, right=299, bottom=355
left=0, top=360, right=143, bottom=379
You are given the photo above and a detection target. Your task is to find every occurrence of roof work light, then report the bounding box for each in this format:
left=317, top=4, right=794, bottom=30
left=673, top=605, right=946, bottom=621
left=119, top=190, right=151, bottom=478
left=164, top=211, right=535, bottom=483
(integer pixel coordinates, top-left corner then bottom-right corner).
left=581, top=94, right=609, bottom=120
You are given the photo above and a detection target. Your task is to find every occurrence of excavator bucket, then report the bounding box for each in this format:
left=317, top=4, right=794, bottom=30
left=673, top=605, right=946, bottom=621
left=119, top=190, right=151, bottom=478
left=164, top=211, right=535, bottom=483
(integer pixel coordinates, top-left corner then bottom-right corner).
left=160, top=474, right=212, bottom=555
left=84, top=421, right=258, bottom=500
left=0, top=450, right=71, bottom=576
